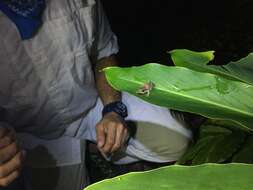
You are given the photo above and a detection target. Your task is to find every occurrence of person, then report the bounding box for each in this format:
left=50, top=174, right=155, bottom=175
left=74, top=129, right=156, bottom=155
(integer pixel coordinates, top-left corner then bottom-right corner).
left=0, top=0, right=192, bottom=189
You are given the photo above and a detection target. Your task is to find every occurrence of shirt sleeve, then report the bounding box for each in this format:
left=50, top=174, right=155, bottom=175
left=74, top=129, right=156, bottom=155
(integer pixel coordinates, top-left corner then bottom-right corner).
left=95, top=0, right=119, bottom=60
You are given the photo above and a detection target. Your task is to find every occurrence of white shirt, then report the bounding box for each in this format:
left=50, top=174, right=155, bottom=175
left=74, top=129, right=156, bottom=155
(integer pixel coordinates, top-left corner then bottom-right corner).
left=0, top=0, right=119, bottom=138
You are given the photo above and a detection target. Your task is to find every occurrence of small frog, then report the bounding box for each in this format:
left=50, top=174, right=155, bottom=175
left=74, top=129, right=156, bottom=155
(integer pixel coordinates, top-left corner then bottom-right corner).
left=136, top=81, right=155, bottom=96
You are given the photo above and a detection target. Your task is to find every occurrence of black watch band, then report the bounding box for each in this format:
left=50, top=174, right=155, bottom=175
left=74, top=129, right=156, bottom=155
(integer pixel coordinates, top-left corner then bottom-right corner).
left=102, top=101, right=128, bottom=119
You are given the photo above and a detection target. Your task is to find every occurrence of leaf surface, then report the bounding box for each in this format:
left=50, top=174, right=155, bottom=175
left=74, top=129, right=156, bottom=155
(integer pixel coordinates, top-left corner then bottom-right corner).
left=85, top=164, right=253, bottom=190
left=232, top=135, right=253, bottom=163
left=178, top=125, right=246, bottom=165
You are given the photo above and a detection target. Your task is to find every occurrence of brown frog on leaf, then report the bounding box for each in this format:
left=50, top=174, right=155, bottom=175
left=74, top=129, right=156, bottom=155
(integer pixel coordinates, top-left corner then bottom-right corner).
left=136, top=81, right=155, bottom=97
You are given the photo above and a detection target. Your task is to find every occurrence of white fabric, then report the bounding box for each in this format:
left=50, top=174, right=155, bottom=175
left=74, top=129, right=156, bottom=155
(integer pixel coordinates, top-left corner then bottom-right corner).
left=0, top=0, right=118, bottom=138
left=0, top=1, right=118, bottom=188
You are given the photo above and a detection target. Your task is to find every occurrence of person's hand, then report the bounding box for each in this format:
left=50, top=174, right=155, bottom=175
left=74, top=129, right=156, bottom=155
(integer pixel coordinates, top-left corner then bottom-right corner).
left=0, top=127, right=25, bottom=187
left=96, top=112, right=129, bottom=156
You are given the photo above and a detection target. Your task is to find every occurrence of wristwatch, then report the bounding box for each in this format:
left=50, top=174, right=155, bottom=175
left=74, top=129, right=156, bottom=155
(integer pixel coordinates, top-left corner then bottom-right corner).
left=102, top=101, right=128, bottom=119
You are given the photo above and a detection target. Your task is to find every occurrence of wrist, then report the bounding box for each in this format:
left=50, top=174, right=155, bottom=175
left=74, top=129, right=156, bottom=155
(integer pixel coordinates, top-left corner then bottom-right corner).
left=102, top=101, right=128, bottom=119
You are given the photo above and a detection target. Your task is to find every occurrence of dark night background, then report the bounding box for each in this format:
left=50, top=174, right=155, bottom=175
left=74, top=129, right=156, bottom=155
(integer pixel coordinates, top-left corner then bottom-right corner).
left=102, top=0, right=253, bottom=66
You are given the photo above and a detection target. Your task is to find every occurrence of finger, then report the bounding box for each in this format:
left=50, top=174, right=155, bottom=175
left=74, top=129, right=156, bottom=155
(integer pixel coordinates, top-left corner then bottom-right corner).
left=0, top=151, right=23, bottom=178
left=0, top=131, right=15, bottom=149
left=96, top=124, right=106, bottom=149
left=0, top=141, right=19, bottom=163
left=121, top=127, right=129, bottom=145
left=102, top=123, right=116, bottom=154
left=111, top=124, right=124, bottom=153
left=0, top=170, right=20, bottom=187
left=0, top=128, right=8, bottom=139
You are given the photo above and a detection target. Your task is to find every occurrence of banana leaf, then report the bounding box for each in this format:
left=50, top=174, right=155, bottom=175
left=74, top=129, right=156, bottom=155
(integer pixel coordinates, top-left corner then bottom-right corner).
left=177, top=125, right=246, bottom=165
left=177, top=136, right=215, bottom=165
left=199, top=124, right=232, bottom=138
left=204, top=119, right=252, bottom=132
left=170, top=49, right=253, bottom=85
left=232, top=135, right=253, bottom=163
left=193, top=126, right=245, bottom=164
left=104, top=64, right=253, bottom=130
left=85, top=164, right=253, bottom=190
left=178, top=125, right=232, bottom=164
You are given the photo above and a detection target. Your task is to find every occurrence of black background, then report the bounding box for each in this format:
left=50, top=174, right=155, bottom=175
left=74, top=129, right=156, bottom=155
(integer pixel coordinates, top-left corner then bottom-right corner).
left=102, top=0, right=253, bottom=66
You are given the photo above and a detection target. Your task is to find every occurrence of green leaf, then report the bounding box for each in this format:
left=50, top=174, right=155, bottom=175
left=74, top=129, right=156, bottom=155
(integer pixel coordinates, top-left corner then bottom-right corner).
left=192, top=128, right=246, bottom=164
left=170, top=49, right=253, bottom=85
left=104, top=64, right=253, bottom=130
left=178, top=124, right=247, bottom=165
left=177, top=136, right=215, bottom=165
left=85, top=164, right=253, bottom=190
left=199, top=125, right=232, bottom=138
left=204, top=119, right=252, bottom=132
left=178, top=125, right=232, bottom=165
left=232, top=135, right=253, bottom=163
left=170, top=49, right=215, bottom=71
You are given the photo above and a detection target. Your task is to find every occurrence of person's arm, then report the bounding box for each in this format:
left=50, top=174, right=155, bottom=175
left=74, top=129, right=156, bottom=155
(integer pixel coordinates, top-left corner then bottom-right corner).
left=94, top=55, right=128, bottom=155
left=95, top=55, right=121, bottom=105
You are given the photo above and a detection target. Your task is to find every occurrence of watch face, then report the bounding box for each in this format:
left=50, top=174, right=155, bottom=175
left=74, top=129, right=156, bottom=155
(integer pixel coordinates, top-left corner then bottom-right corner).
left=117, top=102, right=126, bottom=111
left=116, top=102, right=128, bottom=117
